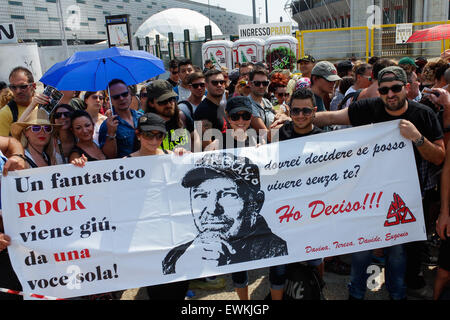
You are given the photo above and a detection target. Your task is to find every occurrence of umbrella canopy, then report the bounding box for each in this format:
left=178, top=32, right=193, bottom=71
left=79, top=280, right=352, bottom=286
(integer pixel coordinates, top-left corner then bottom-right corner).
left=406, top=24, right=450, bottom=43
left=40, top=47, right=165, bottom=91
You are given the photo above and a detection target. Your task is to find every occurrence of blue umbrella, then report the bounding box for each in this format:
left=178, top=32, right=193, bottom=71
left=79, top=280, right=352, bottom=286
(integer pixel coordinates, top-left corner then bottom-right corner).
left=40, top=47, right=165, bottom=91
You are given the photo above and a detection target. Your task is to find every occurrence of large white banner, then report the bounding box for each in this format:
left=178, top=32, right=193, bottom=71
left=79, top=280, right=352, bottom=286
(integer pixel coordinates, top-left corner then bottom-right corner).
left=1, top=120, right=426, bottom=298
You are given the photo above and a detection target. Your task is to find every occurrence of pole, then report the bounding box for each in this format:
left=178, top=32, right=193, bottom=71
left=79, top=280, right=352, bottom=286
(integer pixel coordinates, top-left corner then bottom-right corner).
left=208, top=0, right=211, bottom=26
left=252, top=0, right=256, bottom=24
left=56, top=0, right=69, bottom=59
left=265, top=0, right=268, bottom=23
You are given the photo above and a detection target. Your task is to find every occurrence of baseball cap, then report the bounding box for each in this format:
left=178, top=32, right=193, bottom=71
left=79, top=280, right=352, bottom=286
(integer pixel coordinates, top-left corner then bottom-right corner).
left=137, top=113, right=167, bottom=134
left=311, top=61, right=342, bottom=82
left=378, top=66, right=407, bottom=85
left=297, top=54, right=316, bottom=63
left=398, top=57, right=418, bottom=68
left=226, top=96, right=253, bottom=115
left=182, top=152, right=261, bottom=193
left=146, top=79, right=178, bottom=103
left=337, top=60, right=353, bottom=73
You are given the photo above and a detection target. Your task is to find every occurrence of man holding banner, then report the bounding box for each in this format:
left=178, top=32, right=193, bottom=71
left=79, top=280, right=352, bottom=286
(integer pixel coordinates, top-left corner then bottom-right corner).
left=314, top=66, right=445, bottom=300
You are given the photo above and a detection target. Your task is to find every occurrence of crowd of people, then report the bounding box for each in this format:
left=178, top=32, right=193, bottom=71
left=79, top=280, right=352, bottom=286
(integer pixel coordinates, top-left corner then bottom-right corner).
left=0, top=49, right=449, bottom=301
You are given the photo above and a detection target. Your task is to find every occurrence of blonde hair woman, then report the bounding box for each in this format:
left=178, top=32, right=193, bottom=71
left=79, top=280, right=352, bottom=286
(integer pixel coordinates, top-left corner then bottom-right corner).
left=10, top=108, right=60, bottom=168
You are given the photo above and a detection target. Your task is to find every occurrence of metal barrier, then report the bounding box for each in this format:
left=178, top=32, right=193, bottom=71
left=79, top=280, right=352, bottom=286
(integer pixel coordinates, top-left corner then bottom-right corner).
left=296, top=27, right=370, bottom=62
left=371, top=21, right=450, bottom=61
left=296, top=21, right=450, bottom=63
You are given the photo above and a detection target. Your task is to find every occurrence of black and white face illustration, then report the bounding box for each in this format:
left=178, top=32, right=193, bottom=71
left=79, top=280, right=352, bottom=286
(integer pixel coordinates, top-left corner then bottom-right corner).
left=190, top=176, right=247, bottom=240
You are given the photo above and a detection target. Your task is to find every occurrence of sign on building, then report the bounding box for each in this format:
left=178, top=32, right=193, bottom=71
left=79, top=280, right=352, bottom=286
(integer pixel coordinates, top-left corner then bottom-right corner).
left=0, top=22, right=18, bottom=44
left=238, top=22, right=292, bottom=40
left=395, top=23, right=413, bottom=44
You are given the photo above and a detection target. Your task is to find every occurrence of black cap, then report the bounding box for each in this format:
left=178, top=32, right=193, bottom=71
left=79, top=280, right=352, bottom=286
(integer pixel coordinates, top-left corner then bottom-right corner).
left=146, top=79, right=177, bottom=103
left=337, top=60, right=353, bottom=72
left=182, top=153, right=260, bottom=193
left=297, top=54, right=316, bottom=63
left=226, top=96, right=254, bottom=115
left=137, top=113, right=167, bottom=134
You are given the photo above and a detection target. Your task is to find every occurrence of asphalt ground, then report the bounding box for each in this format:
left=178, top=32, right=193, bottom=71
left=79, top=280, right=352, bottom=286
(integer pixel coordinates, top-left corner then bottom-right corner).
left=120, top=254, right=437, bottom=301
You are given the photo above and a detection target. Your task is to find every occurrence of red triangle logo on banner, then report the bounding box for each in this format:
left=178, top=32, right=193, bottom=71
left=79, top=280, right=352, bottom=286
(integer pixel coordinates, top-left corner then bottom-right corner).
left=384, top=193, right=416, bottom=227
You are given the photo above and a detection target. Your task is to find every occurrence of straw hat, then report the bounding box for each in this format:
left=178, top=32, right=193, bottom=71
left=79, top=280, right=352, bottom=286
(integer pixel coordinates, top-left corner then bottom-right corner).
left=11, top=107, right=61, bottom=141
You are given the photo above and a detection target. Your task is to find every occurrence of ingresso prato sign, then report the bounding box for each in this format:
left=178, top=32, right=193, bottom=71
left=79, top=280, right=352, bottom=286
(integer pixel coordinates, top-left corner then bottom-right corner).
left=238, top=22, right=292, bottom=40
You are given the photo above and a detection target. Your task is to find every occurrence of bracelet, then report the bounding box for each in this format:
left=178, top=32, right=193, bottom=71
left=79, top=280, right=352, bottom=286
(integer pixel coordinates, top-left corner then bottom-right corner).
left=444, top=126, right=450, bottom=133
left=10, top=154, right=26, bottom=161
left=106, top=134, right=116, bottom=140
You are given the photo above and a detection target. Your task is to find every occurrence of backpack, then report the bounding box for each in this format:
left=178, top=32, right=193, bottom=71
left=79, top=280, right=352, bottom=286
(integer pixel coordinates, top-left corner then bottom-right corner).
left=7, top=100, right=19, bottom=123
left=283, top=262, right=324, bottom=300
left=338, top=89, right=362, bottom=110
left=178, top=100, right=194, bottom=132
left=7, top=100, right=19, bottom=137
left=264, top=262, right=324, bottom=300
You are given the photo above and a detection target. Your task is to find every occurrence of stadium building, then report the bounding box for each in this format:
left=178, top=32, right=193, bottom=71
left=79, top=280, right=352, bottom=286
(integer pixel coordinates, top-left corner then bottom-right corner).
left=1, top=0, right=254, bottom=46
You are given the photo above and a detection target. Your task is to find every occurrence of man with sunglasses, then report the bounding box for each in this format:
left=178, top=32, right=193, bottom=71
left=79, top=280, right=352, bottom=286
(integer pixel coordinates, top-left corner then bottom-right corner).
left=314, top=66, right=445, bottom=300
left=167, top=59, right=180, bottom=88
left=194, top=69, right=228, bottom=149
left=248, top=68, right=276, bottom=139
left=278, top=88, right=323, bottom=141
left=0, top=67, right=44, bottom=137
left=146, top=80, right=194, bottom=152
left=178, top=72, right=206, bottom=133
left=98, top=79, right=143, bottom=158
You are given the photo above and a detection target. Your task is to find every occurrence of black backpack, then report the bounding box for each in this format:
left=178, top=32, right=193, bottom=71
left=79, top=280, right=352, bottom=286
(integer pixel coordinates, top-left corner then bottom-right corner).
left=7, top=100, right=19, bottom=137
left=264, top=262, right=324, bottom=300
left=283, top=263, right=324, bottom=300
left=8, top=100, right=19, bottom=123
left=178, top=100, right=194, bottom=132
left=338, top=89, right=362, bottom=110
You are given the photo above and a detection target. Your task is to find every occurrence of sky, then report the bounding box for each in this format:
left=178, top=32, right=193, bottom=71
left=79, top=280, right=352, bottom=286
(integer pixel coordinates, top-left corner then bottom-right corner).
left=191, top=0, right=294, bottom=25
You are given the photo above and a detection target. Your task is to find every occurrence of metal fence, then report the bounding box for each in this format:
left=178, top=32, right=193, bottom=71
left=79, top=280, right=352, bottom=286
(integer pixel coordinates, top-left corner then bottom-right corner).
left=296, top=21, right=450, bottom=63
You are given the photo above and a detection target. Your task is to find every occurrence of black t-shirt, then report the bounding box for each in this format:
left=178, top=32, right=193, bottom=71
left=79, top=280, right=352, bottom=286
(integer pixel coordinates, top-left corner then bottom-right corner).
left=348, top=97, right=443, bottom=165
left=194, top=98, right=228, bottom=133
left=278, top=121, right=323, bottom=141
left=220, top=131, right=261, bottom=150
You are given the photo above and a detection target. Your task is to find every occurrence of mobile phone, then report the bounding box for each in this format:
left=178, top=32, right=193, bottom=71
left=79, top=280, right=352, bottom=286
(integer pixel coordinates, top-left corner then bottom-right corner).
left=39, top=85, right=64, bottom=115
left=422, top=87, right=440, bottom=97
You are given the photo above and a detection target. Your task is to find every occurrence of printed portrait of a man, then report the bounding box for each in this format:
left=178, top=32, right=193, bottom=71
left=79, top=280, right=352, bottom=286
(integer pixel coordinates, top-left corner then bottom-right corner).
left=162, top=152, right=288, bottom=275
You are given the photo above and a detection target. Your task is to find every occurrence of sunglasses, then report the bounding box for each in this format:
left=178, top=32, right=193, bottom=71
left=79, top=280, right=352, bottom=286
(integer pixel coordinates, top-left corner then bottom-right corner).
left=291, top=107, right=314, bottom=116
left=26, top=125, right=53, bottom=133
left=252, top=80, right=270, bottom=87
left=53, top=111, right=72, bottom=119
left=210, top=80, right=226, bottom=86
left=276, top=92, right=290, bottom=97
left=378, top=84, right=404, bottom=95
left=190, top=82, right=206, bottom=89
left=111, top=91, right=130, bottom=100
left=141, top=131, right=165, bottom=140
left=9, top=84, right=32, bottom=91
left=171, top=70, right=178, bottom=75
left=229, top=112, right=252, bottom=121
left=157, top=97, right=176, bottom=106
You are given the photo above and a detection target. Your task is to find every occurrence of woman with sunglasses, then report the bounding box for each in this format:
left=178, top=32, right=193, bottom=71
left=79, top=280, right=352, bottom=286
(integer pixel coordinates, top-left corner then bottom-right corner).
left=83, top=91, right=107, bottom=145
left=11, top=108, right=60, bottom=168
left=68, top=110, right=107, bottom=163
left=50, top=104, right=77, bottom=164
left=128, top=112, right=190, bottom=300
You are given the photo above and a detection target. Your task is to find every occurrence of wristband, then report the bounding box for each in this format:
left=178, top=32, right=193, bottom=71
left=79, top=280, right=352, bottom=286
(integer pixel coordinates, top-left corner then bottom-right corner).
left=444, top=126, right=450, bottom=133
left=10, top=154, right=26, bottom=161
